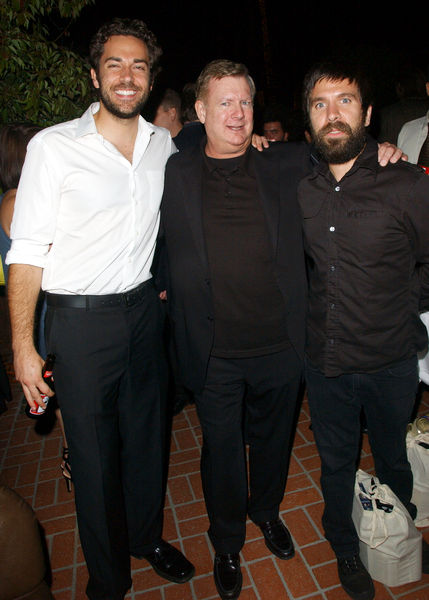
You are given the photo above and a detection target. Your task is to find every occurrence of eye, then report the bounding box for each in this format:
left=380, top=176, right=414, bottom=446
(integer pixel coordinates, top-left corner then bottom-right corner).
left=314, top=102, right=325, bottom=110
left=241, top=100, right=252, bottom=107
left=221, top=101, right=230, bottom=107
left=340, top=97, right=352, bottom=104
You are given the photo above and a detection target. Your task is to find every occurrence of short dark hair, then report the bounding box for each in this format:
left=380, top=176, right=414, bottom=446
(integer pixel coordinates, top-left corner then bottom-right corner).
left=180, top=83, right=198, bottom=123
left=89, top=18, right=162, bottom=82
left=0, top=123, right=41, bottom=190
left=196, top=59, right=256, bottom=102
left=395, top=65, right=427, bottom=99
left=263, top=103, right=287, bottom=130
left=302, top=61, right=372, bottom=123
left=159, top=88, right=181, bottom=113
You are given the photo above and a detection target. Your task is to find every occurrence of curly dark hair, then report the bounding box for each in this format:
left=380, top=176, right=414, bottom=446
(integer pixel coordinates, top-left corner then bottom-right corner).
left=89, top=18, right=162, bottom=82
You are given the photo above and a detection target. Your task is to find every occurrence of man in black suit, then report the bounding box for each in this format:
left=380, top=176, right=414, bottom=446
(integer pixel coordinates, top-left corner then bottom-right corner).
left=161, top=59, right=310, bottom=600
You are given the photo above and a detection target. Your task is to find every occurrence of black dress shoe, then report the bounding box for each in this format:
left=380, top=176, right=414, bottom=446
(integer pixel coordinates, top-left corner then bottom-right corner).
left=337, top=554, right=374, bottom=600
left=214, top=553, right=242, bottom=599
left=258, top=518, right=295, bottom=559
left=136, top=540, right=195, bottom=583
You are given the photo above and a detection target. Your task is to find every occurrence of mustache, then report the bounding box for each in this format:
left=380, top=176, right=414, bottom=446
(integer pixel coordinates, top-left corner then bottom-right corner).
left=113, top=83, right=142, bottom=92
left=320, top=122, right=352, bottom=135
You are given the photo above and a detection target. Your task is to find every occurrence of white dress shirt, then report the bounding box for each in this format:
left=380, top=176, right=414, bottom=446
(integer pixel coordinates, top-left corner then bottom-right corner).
left=6, top=103, right=175, bottom=294
left=397, top=111, right=429, bottom=165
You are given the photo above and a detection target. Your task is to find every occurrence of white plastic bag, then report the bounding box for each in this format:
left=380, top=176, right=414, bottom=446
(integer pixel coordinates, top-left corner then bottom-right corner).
left=406, top=430, right=429, bottom=526
left=418, top=312, right=429, bottom=384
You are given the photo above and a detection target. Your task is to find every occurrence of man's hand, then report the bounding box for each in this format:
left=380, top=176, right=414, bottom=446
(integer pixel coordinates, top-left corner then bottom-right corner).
left=377, top=142, right=408, bottom=166
left=251, top=134, right=269, bottom=152
left=14, top=345, right=54, bottom=410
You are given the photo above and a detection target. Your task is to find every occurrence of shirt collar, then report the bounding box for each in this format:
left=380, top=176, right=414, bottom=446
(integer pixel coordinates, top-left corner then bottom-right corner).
left=201, top=140, right=253, bottom=176
left=75, top=102, right=156, bottom=141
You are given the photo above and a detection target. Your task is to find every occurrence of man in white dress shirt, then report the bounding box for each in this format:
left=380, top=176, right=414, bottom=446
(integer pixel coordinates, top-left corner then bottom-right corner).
left=6, top=18, right=194, bottom=600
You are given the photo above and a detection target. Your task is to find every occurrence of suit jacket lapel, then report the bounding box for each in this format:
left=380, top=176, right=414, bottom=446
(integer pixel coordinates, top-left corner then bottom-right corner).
left=181, top=147, right=210, bottom=272
left=253, top=147, right=280, bottom=255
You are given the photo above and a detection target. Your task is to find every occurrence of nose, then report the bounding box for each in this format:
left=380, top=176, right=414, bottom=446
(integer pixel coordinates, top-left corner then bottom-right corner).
left=232, top=102, right=245, bottom=119
left=121, top=65, right=133, bottom=81
left=327, top=101, right=340, bottom=122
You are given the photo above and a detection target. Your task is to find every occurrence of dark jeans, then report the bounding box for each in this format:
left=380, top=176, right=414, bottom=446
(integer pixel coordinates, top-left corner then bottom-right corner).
left=305, top=356, right=418, bottom=558
left=45, top=283, right=167, bottom=600
left=194, top=346, right=302, bottom=554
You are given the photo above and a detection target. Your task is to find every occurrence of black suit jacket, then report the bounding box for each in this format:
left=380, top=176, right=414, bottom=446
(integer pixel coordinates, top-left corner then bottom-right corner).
left=160, top=141, right=312, bottom=393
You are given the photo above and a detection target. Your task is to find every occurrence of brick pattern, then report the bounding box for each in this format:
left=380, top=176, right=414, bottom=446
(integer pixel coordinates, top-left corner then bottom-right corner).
left=1, top=296, right=428, bottom=599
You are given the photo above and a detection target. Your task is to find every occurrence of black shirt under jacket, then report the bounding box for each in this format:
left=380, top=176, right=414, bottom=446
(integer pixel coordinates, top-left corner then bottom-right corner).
left=299, top=136, right=429, bottom=377
left=202, top=148, right=289, bottom=358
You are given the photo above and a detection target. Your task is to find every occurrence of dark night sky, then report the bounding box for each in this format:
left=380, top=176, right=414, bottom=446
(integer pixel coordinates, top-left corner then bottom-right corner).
left=67, top=1, right=428, bottom=126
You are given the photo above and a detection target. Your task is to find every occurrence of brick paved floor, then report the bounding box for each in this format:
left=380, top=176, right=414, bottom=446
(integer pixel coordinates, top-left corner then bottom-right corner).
left=1, top=295, right=428, bottom=599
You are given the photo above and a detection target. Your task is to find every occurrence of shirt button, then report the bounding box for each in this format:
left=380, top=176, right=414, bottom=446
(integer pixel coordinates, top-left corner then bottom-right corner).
left=330, top=265, right=335, bottom=271
left=329, top=226, right=335, bottom=232
left=334, top=186, right=340, bottom=191
left=330, top=303, right=335, bottom=309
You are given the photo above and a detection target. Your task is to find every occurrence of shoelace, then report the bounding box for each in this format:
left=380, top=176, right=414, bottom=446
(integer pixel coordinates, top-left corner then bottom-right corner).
left=340, top=556, right=360, bottom=572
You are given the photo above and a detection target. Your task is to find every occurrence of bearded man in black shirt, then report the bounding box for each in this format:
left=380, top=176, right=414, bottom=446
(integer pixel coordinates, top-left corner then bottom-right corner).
left=299, top=61, right=429, bottom=600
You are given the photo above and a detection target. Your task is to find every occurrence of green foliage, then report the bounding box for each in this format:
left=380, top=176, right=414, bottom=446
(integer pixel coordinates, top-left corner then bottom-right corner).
left=0, top=0, right=96, bottom=126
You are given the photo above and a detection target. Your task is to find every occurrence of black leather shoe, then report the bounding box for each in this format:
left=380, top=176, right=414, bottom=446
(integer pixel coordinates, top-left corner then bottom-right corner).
left=214, top=553, right=242, bottom=599
left=258, top=518, right=294, bottom=559
left=137, top=540, right=195, bottom=583
left=337, top=554, right=375, bottom=600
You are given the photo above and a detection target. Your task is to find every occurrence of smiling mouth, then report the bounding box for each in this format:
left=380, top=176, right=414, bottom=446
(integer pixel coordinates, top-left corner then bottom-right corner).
left=114, top=89, right=139, bottom=99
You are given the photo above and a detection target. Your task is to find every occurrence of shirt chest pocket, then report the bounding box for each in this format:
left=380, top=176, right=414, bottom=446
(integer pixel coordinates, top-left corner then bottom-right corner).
left=346, top=209, right=387, bottom=219
left=342, top=209, right=404, bottom=263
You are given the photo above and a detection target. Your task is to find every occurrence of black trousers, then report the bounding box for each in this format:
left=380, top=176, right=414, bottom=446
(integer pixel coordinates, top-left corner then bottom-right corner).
left=194, top=346, right=302, bottom=554
left=305, top=356, right=418, bottom=558
left=45, top=283, right=167, bottom=600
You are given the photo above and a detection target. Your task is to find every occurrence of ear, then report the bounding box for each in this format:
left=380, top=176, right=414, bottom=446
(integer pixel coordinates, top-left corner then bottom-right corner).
left=90, top=68, right=100, bottom=89
left=195, top=100, right=206, bottom=124
left=169, top=107, right=177, bottom=122
left=364, top=105, right=372, bottom=127
left=426, top=82, right=429, bottom=97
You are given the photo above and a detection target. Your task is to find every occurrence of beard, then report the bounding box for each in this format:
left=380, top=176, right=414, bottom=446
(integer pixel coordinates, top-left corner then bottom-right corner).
left=98, top=82, right=150, bottom=120
left=311, top=119, right=367, bottom=164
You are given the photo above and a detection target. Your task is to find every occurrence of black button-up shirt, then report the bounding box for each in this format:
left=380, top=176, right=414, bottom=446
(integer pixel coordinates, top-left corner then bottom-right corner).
left=298, top=137, right=429, bottom=376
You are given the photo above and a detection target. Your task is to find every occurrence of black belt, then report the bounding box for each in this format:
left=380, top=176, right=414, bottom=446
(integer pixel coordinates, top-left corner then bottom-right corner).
left=46, top=279, right=153, bottom=309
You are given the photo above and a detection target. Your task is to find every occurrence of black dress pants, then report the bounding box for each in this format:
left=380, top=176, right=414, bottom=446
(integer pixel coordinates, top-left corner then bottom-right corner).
left=45, top=283, right=167, bottom=600
left=305, top=356, right=418, bottom=558
left=194, top=346, right=302, bottom=554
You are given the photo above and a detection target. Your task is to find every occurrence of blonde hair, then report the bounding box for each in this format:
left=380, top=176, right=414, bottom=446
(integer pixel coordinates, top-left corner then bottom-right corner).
left=196, top=59, right=256, bottom=102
